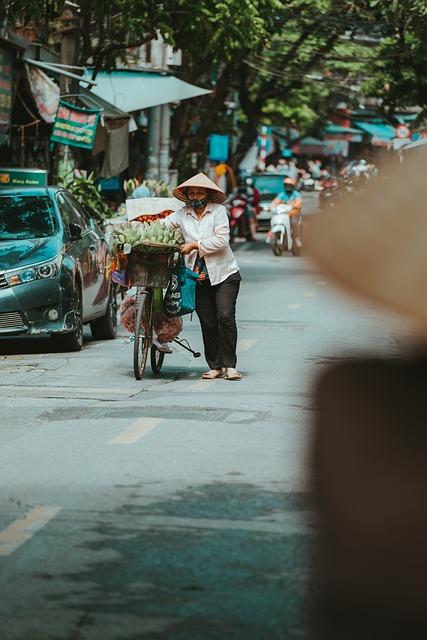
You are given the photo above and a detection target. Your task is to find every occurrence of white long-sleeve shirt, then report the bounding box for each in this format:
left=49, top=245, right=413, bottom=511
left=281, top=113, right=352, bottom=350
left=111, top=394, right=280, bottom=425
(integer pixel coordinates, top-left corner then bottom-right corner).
left=164, top=203, right=240, bottom=286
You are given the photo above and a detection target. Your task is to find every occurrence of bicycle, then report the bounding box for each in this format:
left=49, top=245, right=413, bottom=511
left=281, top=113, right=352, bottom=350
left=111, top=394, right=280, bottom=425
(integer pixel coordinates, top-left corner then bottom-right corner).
left=127, top=247, right=200, bottom=380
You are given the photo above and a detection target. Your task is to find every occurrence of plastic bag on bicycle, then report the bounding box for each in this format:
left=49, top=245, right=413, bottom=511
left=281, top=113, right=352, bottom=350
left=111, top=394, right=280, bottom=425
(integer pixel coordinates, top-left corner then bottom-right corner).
left=153, top=314, right=183, bottom=342
left=120, top=296, right=137, bottom=332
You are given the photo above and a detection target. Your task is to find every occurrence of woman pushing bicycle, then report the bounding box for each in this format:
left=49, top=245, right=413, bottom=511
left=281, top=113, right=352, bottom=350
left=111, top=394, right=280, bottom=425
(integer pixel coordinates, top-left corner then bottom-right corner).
left=163, top=173, right=242, bottom=380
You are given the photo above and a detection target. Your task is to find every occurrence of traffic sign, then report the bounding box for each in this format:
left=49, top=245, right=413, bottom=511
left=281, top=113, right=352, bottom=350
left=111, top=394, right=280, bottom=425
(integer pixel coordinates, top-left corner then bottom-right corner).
left=395, top=124, right=411, bottom=139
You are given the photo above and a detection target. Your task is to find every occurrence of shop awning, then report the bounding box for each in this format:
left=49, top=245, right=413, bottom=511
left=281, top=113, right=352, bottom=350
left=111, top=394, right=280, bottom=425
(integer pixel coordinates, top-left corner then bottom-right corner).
left=82, top=71, right=212, bottom=113
left=24, top=62, right=130, bottom=124
left=401, top=136, right=427, bottom=151
left=395, top=113, right=419, bottom=125
left=24, top=57, right=97, bottom=86
left=325, top=124, right=363, bottom=135
left=77, top=86, right=130, bottom=123
left=325, top=124, right=363, bottom=143
left=354, top=122, right=396, bottom=140
left=292, top=137, right=328, bottom=156
left=23, top=62, right=131, bottom=175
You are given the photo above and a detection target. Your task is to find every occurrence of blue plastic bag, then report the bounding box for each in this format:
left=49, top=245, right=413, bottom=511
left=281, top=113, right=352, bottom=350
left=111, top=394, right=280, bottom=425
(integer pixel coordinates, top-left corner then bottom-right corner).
left=164, top=260, right=199, bottom=317
left=111, top=268, right=128, bottom=287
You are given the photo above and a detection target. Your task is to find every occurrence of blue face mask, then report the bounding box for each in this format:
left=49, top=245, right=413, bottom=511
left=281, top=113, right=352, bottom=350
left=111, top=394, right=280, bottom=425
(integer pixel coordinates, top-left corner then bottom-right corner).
left=189, top=196, right=208, bottom=210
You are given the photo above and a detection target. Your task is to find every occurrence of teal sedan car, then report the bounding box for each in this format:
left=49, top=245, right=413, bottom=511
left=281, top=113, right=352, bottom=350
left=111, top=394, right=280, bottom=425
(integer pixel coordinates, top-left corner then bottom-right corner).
left=0, top=186, right=117, bottom=351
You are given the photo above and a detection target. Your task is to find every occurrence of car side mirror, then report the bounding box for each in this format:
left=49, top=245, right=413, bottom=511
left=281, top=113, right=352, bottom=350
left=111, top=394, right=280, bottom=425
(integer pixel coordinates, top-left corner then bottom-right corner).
left=69, top=222, right=82, bottom=240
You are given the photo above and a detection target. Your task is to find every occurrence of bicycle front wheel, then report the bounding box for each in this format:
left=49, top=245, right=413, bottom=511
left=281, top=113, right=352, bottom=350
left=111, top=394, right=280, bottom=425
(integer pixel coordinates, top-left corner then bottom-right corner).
left=133, top=289, right=152, bottom=380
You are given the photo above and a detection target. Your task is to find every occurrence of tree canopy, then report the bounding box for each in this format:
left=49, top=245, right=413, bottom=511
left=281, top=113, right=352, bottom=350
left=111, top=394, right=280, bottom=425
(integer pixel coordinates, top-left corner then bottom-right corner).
left=5, top=0, right=427, bottom=172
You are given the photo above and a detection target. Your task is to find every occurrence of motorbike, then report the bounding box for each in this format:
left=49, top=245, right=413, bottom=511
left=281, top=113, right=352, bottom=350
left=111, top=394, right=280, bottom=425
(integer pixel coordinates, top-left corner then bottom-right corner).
left=226, top=194, right=254, bottom=242
left=298, top=171, right=315, bottom=192
left=267, top=203, right=302, bottom=257
left=318, top=177, right=339, bottom=210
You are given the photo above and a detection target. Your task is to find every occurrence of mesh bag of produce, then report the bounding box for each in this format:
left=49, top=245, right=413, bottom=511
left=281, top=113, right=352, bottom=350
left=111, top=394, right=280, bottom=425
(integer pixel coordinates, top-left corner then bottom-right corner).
left=119, top=296, right=138, bottom=332
left=153, top=314, right=183, bottom=343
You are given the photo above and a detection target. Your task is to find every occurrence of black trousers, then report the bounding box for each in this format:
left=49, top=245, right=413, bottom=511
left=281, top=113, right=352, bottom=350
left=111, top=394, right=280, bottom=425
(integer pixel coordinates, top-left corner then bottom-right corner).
left=195, top=271, right=241, bottom=370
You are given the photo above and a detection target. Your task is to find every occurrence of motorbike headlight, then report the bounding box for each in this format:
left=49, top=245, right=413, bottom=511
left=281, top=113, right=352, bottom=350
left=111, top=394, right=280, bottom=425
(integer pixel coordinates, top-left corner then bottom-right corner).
left=5, top=255, right=62, bottom=287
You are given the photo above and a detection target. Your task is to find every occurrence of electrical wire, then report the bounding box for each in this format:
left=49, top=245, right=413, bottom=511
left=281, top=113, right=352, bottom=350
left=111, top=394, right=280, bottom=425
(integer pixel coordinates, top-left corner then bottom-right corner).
left=12, top=79, right=42, bottom=123
left=251, top=38, right=404, bottom=64
left=271, top=9, right=396, bottom=30
left=241, top=58, right=376, bottom=90
left=243, top=55, right=377, bottom=82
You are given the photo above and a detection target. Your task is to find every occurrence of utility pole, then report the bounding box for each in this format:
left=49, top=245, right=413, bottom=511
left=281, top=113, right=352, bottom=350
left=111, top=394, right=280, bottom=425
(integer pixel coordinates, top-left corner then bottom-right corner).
left=145, top=106, right=161, bottom=180
left=53, top=1, right=80, bottom=182
left=159, top=104, right=171, bottom=184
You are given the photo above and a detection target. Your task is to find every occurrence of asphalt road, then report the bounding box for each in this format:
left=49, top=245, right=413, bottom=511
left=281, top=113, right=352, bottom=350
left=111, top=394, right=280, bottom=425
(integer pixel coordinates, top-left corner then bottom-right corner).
left=0, top=203, right=416, bottom=640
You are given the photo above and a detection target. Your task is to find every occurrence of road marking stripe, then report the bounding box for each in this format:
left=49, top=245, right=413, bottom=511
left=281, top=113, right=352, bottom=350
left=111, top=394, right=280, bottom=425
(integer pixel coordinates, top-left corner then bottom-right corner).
left=108, top=417, right=162, bottom=444
left=186, top=379, right=218, bottom=390
left=0, top=506, right=62, bottom=557
left=303, top=291, right=317, bottom=298
left=287, top=303, right=302, bottom=309
left=238, top=339, right=258, bottom=352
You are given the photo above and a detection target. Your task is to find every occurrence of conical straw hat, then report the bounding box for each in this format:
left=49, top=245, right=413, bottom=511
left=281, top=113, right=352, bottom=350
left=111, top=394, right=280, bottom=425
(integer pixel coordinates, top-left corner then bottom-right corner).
left=306, top=150, right=427, bottom=327
left=173, top=172, right=227, bottom=204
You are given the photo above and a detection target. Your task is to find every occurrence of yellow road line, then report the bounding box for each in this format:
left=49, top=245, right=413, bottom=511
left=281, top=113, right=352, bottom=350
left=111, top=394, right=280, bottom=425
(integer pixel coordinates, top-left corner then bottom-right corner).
left=0, top=506, right=62, bottom=557
left=303, top=291, right=317, bottom=298
left=108, top=417, right=162, bottom=444
left=238, top=339, right=258, bottom=352
left=186, top=379, right=218, bottom=390
left=286, top=303, right=302, bottom=309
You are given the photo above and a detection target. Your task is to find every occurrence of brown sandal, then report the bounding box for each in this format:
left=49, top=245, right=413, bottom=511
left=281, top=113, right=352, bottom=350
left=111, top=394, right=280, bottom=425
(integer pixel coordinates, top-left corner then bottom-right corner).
left=202, top=369, right=223, bottom=379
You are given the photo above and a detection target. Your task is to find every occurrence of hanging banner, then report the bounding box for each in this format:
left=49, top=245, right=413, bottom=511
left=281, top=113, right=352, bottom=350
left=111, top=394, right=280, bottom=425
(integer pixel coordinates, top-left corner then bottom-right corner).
left=26, top=64, right=59, bottom=124
left=51, top=100, right=101, bottom=149
left=0, top=48, right=13, bottom=146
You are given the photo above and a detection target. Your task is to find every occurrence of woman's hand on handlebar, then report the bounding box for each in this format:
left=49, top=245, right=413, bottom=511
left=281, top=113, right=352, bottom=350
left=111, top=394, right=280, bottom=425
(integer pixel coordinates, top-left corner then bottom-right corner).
left=180, top=242, right=198, bottom=255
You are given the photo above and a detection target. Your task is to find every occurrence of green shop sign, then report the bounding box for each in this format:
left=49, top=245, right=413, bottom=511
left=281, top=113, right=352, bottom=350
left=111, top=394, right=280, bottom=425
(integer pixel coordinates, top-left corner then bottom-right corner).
left=0, top=168, right=48, bottom=187
left=51, top=100, right=101, bottom=149
left=0, top=48, right=13, bottom=146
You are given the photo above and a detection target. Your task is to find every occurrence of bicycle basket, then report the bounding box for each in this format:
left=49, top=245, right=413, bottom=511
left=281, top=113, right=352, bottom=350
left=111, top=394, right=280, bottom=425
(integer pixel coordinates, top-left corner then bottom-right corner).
left=128, top=251, right=175, bottom=288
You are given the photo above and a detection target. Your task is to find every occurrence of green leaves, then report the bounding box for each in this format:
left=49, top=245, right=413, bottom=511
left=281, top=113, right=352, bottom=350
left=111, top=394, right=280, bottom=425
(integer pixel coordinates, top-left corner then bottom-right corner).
left=59, top=172, right=114, bottom=221
left=8, top=0, right=427, bottom=169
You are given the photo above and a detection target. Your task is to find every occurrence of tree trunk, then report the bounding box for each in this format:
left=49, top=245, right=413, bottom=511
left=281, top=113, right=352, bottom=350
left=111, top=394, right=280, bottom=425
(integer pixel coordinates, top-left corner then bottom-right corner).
left=170, top=65, right=231, bottom=178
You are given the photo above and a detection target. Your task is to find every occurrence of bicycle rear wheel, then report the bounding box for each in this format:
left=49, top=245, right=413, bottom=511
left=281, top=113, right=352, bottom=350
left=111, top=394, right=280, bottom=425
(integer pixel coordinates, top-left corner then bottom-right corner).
left=133, top=289, right=152, bottom=380
left=150, top=346, right=165, bottom=374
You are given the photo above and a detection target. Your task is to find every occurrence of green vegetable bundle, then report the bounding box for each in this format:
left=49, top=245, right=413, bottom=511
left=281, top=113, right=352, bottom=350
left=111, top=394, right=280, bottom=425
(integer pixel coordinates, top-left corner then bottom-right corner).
left=111, top=220, right=183, bottom=255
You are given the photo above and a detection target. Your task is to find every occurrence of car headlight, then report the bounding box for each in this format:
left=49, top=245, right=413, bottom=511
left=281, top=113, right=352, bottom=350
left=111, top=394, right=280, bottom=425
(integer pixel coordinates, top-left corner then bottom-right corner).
left=4, top=255, right=62, bottom=287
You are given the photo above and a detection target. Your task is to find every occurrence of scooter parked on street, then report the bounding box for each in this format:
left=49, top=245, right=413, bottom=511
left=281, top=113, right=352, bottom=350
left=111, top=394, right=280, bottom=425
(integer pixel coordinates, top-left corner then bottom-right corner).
left=266, top=203, right=302, bottom=257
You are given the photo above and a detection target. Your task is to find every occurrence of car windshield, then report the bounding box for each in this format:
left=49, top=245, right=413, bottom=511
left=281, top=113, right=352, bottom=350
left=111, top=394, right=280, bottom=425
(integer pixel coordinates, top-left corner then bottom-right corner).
left=0, top=195, right=58, bottom=239
left=252, top=175, right=285, bottom=196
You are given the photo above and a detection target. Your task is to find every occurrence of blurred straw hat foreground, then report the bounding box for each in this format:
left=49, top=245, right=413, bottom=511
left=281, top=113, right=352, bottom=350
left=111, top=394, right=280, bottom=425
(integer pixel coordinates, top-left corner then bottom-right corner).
left=306, top=151, right=427, bottom=327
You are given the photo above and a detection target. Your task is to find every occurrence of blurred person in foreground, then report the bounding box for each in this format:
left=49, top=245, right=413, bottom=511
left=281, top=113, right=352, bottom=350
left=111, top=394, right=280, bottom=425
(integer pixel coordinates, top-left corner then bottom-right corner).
left=307, top=148, right=427, bottom=639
